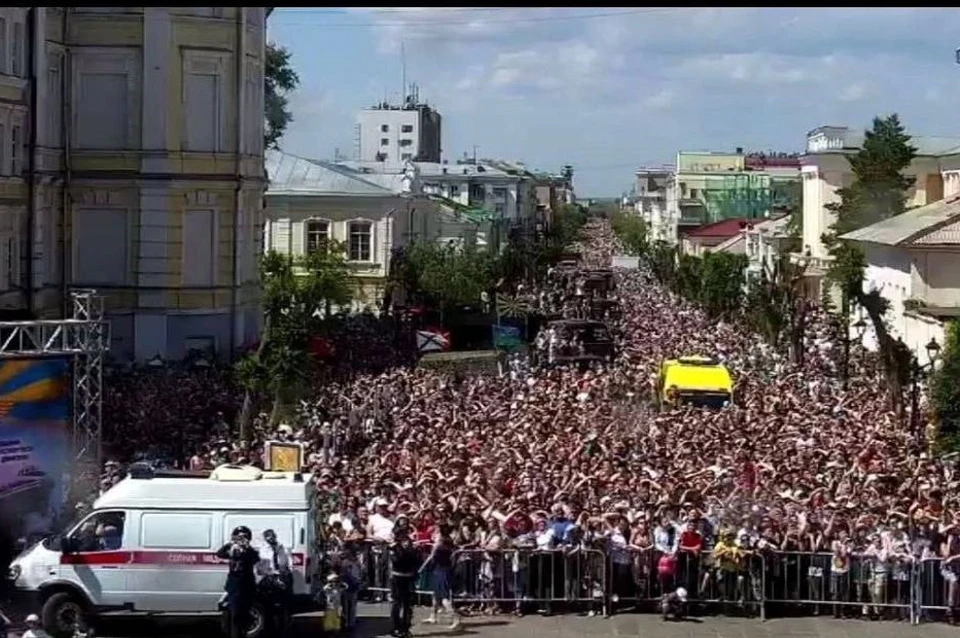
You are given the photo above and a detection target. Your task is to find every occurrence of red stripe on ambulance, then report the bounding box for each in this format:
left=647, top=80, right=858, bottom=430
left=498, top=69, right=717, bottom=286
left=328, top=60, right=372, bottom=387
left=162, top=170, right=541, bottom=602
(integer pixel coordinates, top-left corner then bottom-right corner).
left=60, top=551, right=305, bottom=567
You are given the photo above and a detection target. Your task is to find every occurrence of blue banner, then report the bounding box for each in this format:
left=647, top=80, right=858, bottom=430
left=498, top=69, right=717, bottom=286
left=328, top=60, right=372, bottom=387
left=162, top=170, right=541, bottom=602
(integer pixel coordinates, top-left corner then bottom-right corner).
left=0, top=358, right=70, bottom=541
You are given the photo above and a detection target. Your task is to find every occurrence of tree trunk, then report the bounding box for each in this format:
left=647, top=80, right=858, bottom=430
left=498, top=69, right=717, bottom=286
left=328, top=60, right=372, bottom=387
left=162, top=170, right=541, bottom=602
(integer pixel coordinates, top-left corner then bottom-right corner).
left=238, top=315, right=271, bottom=441
left=857, top=290, right=905, bottom=418
left=269, top=385, right=284, bottom=427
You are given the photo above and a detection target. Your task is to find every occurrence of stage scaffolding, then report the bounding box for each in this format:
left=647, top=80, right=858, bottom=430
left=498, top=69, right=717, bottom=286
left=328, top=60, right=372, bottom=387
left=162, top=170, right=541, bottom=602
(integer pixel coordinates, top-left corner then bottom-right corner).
left=0, top=290, right=110, bottom=475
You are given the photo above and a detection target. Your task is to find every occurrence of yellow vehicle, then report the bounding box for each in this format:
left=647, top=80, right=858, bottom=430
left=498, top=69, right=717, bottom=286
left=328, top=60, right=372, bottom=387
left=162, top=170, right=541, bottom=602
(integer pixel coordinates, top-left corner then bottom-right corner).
left=658, top=356, right=734, bottom=409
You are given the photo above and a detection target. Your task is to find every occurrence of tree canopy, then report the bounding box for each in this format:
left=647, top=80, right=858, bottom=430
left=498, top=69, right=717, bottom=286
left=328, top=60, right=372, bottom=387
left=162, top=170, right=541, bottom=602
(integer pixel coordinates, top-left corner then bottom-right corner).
left=932, top=320, right=960, bottom=450
left=402, top=242, right=500, bottom=313
left=235, top=245, right=353, bottom=432
left=822, top=114, right=917, bottom=413
left=610, top=211, right=648, bottom=256
left=265, top=43, right=300, bottom=150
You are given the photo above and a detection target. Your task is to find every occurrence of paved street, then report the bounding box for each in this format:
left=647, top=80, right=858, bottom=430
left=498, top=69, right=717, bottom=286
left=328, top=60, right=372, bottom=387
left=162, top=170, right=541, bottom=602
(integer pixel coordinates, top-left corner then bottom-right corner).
left=15, top=605, right=959, bottom=638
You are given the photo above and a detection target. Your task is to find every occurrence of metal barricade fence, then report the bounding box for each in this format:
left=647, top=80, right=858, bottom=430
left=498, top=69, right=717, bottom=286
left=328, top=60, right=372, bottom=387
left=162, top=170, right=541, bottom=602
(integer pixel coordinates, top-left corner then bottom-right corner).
left=321, top=542, right=960, bottom=625
left=608, top=548, right=765, bottom=619
left=918, top=557, right=960, bottom=623
left=448, top=548, right=607, bottom=616
left=763, top=551, right=914, bottom=623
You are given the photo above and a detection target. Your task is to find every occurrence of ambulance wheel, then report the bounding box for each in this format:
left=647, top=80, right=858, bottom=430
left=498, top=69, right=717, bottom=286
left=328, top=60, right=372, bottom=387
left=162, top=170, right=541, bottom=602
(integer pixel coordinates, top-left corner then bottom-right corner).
left=246, top=604, right=266, bottom=638
left=220, top=604, right=266, bottom=638
left=42, top=591, right=88, bottom=638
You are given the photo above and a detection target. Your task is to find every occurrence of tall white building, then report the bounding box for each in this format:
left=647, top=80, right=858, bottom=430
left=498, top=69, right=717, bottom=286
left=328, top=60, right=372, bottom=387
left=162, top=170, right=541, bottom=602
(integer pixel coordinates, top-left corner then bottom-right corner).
left=357, top=88, right=441, bottom=164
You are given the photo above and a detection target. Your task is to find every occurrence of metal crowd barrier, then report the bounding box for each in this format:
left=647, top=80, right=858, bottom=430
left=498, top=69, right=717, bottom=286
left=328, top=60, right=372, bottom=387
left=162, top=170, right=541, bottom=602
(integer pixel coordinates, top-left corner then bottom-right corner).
left=918, top=556, right=960, bottom=623
left=448, top=547, right=607, bottom=616
left=323, top=541, right=960, bottom=625
left=763, top=551, right=913, bottom=622
left=608, top=548, right=765, bottom=619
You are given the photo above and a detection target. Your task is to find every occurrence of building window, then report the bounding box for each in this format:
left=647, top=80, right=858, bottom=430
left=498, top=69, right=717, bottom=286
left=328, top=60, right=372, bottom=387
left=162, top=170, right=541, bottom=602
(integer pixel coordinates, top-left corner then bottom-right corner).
left=449, top=185, right=459, bottom=197
left=76, top=71, right=131, bottom=150
left=184, top=72, right=221, bottom=152
left=401, top=153, right=412, bottom=161
left=401, top=124, right=413, bottom=133
left=305, top=219, right=329, bottom=253
left=348, top=221, right=372, bottom=262
left=73, top=208, right=129, bottom=285
left=492, top=187, right=507, bottom=199
left=380, top=124, right=389, bottom=133
left=380, top=138, right=389, bottom=146
left=399, top=138, right=412, bottom=147
left=182, top=209, right=216, bottom=286
left=11, top=22, right=23, bottom=77
left=494, top=204, right=505, bottom=215
left=10, top=125, right=19, bottom=175
left=0, top=19, right=7, bottom=74
left=689, top=188, right=698, bottom=198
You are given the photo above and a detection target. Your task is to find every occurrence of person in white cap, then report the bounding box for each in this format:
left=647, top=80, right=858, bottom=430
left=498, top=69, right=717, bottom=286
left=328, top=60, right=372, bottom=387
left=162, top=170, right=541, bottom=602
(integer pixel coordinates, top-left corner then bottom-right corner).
left=21, top=613, right=52, bottom=638
left=661, top=586, right=688, bottom=621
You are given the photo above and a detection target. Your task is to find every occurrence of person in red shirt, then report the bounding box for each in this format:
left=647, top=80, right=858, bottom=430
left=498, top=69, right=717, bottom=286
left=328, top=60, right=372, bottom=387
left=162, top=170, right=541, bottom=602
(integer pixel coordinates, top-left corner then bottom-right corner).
left=677, top=520, right=704, bottom=598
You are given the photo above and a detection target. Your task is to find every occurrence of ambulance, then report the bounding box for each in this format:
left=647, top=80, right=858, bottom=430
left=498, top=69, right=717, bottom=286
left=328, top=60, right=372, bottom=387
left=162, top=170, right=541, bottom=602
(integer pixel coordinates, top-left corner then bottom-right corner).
left=7, top=464, right=321, bottom=638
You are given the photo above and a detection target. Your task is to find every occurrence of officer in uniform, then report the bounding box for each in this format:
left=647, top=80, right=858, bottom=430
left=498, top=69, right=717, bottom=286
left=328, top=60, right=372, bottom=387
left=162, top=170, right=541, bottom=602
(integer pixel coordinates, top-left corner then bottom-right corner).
left=389, top=531, right=421, bottom=638
left=217, top=526, right=261, bottom=638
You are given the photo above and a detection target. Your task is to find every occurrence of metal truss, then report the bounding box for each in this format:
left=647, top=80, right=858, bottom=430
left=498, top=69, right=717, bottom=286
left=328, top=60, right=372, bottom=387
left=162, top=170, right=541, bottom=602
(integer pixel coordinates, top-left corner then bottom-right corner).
left=0, top=290, right=110, bottom=474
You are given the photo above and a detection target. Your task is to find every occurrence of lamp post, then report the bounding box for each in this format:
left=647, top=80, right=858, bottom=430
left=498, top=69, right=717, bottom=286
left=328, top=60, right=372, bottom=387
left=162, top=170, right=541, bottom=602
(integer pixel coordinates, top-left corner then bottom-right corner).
left=842, top=317, right=868, bottom=388
left=910, top=337, right=942, bottom=448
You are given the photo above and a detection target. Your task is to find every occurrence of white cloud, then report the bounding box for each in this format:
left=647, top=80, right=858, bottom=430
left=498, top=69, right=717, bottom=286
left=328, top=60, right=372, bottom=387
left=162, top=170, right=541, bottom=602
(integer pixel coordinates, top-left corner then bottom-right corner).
left=839, top=82, right=869, bottom=103
left=642, top=88, right=676, bottom=110
left=272, top=7, right=960, bottom=194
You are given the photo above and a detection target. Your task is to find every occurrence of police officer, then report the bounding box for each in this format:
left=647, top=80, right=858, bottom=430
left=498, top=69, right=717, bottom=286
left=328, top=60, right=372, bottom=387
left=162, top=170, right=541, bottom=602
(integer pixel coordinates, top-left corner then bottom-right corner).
left=258, top=529, right=292, bottom=637
left=217, top=526, right=260, bottom=638
left=389, top=531, right=420, bottom=638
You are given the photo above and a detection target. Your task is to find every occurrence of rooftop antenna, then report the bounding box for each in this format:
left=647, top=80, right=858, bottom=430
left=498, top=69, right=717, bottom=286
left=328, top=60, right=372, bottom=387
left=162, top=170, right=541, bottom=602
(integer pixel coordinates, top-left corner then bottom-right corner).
left=401, top=40, right=407, bottom=104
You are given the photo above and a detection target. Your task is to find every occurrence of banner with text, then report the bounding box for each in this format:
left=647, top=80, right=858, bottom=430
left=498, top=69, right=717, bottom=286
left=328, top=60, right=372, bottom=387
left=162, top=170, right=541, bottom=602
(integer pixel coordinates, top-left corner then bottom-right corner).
left=0, top=358, right=70, bottom=541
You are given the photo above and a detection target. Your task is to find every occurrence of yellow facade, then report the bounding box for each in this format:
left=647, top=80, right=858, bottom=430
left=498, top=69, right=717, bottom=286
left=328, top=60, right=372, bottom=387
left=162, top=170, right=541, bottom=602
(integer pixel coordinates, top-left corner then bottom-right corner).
left=14, top=7, right=268, bottom=360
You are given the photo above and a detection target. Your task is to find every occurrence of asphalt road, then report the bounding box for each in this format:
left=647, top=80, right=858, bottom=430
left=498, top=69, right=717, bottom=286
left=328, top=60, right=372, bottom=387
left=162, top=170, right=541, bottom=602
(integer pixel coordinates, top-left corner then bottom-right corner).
left=9, top=605, right=960, bottom=638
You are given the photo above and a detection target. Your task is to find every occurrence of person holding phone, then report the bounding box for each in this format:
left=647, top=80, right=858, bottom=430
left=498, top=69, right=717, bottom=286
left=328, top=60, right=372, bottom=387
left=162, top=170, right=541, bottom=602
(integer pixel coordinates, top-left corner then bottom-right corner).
left=217, top=526, right=260, bottom=638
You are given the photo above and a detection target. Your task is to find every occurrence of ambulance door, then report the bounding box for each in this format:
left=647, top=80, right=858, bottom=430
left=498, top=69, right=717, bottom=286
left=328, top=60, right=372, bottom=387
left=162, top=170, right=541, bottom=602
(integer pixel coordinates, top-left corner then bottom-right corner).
left=59, top=510, right=130, bottom=607
left=130, top=511, right=219, bottom=612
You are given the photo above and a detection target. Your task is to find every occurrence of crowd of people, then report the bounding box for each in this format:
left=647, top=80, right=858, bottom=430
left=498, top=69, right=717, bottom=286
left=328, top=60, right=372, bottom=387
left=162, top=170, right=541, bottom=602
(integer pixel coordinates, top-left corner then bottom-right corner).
left=86, top=219, right=960, bottom=623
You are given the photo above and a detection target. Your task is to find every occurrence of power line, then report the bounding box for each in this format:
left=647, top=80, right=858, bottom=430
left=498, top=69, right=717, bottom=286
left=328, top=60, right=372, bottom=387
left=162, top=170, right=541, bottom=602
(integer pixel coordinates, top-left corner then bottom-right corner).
left=270, top=8, right=675, bottom=29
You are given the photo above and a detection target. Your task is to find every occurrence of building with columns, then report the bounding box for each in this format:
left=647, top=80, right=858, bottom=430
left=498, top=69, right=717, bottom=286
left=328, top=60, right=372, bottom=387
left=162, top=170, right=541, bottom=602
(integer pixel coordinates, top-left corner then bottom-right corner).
left=0, top=7, right=268, bottom=361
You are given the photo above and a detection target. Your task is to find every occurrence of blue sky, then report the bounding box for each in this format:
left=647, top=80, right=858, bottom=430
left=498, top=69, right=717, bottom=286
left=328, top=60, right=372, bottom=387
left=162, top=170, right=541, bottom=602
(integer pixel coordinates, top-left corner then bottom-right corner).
left=268, top=8, right=960, bottom=197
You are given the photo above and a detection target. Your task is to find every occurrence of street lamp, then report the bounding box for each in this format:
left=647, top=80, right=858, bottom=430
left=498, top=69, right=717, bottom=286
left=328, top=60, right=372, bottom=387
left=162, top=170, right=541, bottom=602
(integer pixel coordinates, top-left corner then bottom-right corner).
left=842, top=317, right=868, bottom=387
left=910, top=337, right=942, bottom=449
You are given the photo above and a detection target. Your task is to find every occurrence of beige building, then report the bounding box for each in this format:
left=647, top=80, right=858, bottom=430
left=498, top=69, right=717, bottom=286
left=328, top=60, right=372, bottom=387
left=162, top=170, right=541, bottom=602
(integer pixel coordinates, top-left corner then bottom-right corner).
left=1, top=8, right=268, bottom=361
left=265, top=150, right=480, bottom=310
left=795, top=125, right=959, bottom=300
left=841, top=196, right=960, bottom=366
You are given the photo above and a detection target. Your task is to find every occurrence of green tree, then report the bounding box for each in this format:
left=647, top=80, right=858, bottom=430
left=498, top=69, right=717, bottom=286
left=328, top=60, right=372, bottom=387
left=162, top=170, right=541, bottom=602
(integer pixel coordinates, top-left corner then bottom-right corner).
left=610, top=212, right=648, bottom=256
left=932, top=320, right=960, bottom=449
left=674, top=254, right=703, bottom=301
left=404, top=242, right=499, bottom=318
left=265, top=42, right=300, bottom=150
left=235, top=244, right=354, bottom=435
left=697, top=252, right=747, bottom=319
left=648, top=240, right=678, bottom=288
left=744, top=255, right=809, bottom=362
left=822, top=114, right=917, bottom=412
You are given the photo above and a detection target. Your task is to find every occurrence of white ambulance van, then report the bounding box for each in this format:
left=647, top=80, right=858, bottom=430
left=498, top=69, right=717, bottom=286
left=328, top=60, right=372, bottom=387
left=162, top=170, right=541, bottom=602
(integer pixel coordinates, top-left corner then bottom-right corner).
left=7, top=464, right=321, bottom=638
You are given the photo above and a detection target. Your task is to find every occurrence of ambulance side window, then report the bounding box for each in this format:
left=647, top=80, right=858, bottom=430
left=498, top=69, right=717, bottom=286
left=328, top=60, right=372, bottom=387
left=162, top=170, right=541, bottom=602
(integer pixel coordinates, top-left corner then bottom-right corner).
left=70, top=511, right=126, bottom=552
left=141, top=513, right=213, bottom=549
